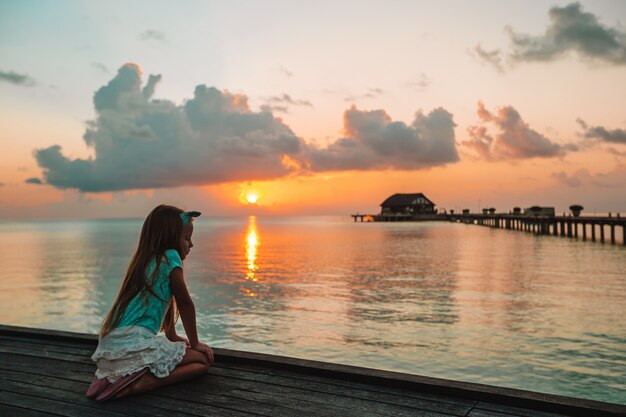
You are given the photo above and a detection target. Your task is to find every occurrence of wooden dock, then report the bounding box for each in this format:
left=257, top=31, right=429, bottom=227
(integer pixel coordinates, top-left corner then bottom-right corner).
left=451, top=214, right=626, bottom=245
left=0, top=325, right=624, bottom=417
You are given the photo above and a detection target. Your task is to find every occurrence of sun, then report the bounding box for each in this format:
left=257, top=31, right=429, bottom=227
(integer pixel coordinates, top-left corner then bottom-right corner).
left=238, top=183, right=263, bottom=205
left=246, top=193, right=259, bottom=204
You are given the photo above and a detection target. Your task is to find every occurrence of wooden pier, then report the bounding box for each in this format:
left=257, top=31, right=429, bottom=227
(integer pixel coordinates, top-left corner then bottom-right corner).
left=1, top=325, right=624, bottom=416
left=451, top=214, right=626, bottom=245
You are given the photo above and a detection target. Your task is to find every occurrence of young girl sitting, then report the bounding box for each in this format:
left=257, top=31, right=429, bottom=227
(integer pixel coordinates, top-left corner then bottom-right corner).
left=87, top=204, right=214, bottom=402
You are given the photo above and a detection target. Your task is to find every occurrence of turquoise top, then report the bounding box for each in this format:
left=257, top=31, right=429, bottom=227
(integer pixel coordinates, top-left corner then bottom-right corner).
left=116, top=249, right=182, bottom=334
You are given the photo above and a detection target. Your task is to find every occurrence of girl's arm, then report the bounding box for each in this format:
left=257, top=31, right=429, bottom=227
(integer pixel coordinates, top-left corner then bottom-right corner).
left=164, top=303, right=188, bottom=344
left=169, top=267, right=199, bottom=346
left=170, top=268, right=214, bottom=363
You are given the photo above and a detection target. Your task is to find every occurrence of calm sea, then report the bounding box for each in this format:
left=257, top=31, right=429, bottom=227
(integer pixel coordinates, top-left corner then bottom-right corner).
left=1, top=216, right=625, bottom=404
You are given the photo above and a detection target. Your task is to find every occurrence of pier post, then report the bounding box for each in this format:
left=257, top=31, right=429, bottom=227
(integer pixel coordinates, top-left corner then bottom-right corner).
left=591, top=224, right=596, bottom=241
left=582, top=223, right=587, bottom=241
left=567, top=221, right=572, bottom=238
left=552, top=222, right=558, bottom=236
left=574, top=222, right=578, bottom=238
left=559, top=221, right=565, bottom=237
left=600, top=224, right=605, bottom=243
left=611, top=224, right=616, bottom=244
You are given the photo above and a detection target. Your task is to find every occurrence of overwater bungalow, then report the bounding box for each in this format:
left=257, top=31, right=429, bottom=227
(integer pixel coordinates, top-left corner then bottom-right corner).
left=380, top=193, right=437, bottom=215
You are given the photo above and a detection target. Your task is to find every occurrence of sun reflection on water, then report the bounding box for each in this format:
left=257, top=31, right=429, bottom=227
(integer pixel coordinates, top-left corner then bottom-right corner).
left=245, top=216, right=259, bottom=283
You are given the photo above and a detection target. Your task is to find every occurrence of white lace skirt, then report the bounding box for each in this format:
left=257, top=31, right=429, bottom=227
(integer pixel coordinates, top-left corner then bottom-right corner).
left=91, top=326, right=187, bottom=382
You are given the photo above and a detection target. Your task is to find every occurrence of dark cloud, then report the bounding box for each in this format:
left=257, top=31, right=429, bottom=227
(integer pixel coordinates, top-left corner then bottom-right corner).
left=0, top=182, right=5, bottom=187
left=34, top=63, right=307, bottom=192
left=464, top=102, right=578, bottom=160
left=308, top=105, right=459, bottom=171
left=25, top=177, right=43, bottom=184
left=140, top=30, right=166, bottom=43
left=577, top=119, right=626, bottom=144
left=0, top=70, right=36, bottom=87
left=476, top=2, right=626, bottom=71
left=33, top=63, right=462, bottom=192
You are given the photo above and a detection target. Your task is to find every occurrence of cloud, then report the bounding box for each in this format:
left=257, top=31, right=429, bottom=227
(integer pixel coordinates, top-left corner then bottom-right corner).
left=464, top=102, right=578, bottom=160
left=0, top=70, right=36, bottom=87
left=91, top=62, right=110, bottom=74
left=605, top=147, right=626, bottom=157
left=344, top=88, right=385, bottom=102
left=278, top=65, right=293, bottom=78
left=476, top=3, right=626, bottom=71
left=140, top=30, right=166, bottom=43
left=551, top=167, right=625, bottom=189
left=307, top=105, right=459, bottom=171
left=403, top=73, right=432, bottom=92
left=25, top=177, right=43, bottom=184
left=264, top=94, right=312, bottom=112
left=577, top=119, right=626, bottom=144
left=473, top=44, right=505, bottom=73
left=0, top=182, right=4, bottom=187
left=34, top=63, right=307, bottom=192
left=551, top=171, right=582, bottom=187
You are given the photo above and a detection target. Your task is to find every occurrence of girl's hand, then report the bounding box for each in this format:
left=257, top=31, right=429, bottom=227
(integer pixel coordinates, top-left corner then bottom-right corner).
left=168, top=334, right=190, bottom=346
left=191, top=341, right=214, bottom=365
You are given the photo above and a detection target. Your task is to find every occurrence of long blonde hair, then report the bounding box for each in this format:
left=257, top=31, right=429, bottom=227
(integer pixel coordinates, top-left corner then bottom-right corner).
left=100, top=204, right=184, bottom=336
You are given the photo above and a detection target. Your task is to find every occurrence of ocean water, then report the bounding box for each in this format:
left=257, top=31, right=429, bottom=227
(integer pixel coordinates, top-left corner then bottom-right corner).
left=0, top=216, right=625, bottom=404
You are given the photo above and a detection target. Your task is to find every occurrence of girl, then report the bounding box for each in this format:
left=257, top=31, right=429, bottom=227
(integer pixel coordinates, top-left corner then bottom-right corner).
left=87, top=204, right=214, bottom=402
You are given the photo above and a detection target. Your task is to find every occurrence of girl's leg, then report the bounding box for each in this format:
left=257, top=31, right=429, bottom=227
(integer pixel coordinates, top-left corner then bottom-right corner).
left=115, top=349, right=210, bottom=398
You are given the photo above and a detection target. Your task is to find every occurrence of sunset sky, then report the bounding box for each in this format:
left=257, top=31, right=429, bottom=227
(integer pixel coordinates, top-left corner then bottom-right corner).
left=1, top=0, right=625, bottom=219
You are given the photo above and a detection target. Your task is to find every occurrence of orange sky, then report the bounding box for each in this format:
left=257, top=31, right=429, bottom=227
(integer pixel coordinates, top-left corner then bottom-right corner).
left=1, top=1, right=625, bottom=218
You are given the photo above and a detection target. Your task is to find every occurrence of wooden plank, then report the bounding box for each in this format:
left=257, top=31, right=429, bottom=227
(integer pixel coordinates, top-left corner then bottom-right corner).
left=0, top=335, right=95, bottom=355
left=0, top=372, right=254, bottom=417
left=1, top=347, right=462, bottom=417
left=0, top=353, right=310, bottom=416
left=0, top=370, right=187, bottom=417
left=210, top=347, right=626, bottom=417
left=0, top=390, right=129, bottom=417
left=208, top=365, right=472, bottom=415
left=122, top=393, right=254, bottom=417
left=172, top=373, right=462, bottom=417
left=223, top=389, right=412, bottom=417
left=152, top=378, right=331, bottom=417
left=0, top=344, right=94, bottom=365
left=468, top=409, right=568, bottom=417
left=0, top=403, right=63, bottom=417
left=474, top=402, right=571, bottom=417
left=218, top=361, right=475, bottom=407
left=0, top=325, right=97, bottom=345
left=0, top=379, right=202, bottom=417
left=0, top=352, right=95, bottom=380
left=2, top=326, right=625, bottom=417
